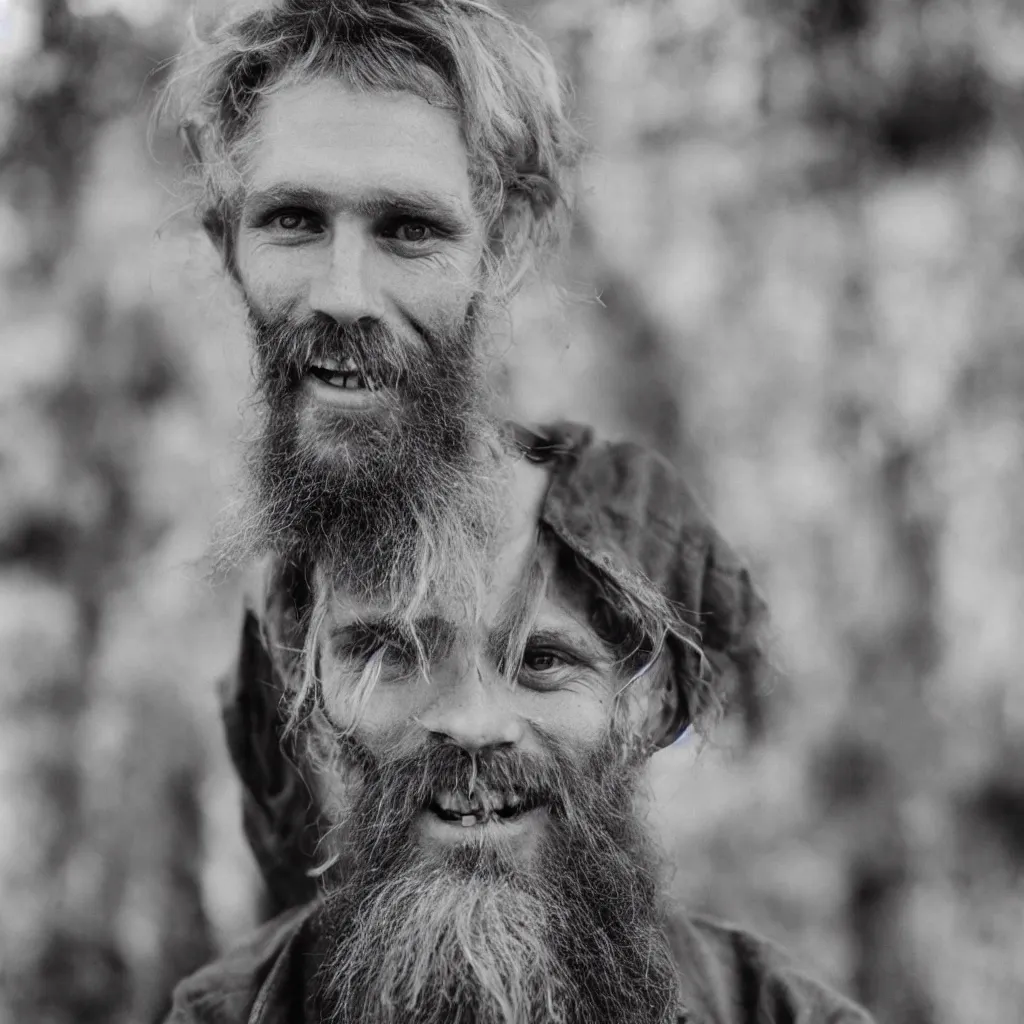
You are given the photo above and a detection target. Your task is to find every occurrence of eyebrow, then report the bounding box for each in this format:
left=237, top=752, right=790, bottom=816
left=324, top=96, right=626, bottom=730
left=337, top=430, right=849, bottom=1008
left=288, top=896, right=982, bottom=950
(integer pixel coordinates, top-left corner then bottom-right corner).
left=329, top=614, right=457, bottom=660
left=487, top=612, right=609, bottom=671
left=241, top=182, right=473, bottom=236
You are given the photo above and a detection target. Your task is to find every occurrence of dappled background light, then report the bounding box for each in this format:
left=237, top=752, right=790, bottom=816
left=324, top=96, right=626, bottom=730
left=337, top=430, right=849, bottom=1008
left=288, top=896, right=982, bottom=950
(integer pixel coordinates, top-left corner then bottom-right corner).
left=1, top=1, right=1023, bottom=1021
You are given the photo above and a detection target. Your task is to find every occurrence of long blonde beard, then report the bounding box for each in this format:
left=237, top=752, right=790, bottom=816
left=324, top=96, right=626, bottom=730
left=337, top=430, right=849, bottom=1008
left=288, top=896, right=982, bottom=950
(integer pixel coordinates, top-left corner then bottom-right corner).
left=319, top=861, right=566, bottom=1024
left=213, top=293, right=511, bottom=610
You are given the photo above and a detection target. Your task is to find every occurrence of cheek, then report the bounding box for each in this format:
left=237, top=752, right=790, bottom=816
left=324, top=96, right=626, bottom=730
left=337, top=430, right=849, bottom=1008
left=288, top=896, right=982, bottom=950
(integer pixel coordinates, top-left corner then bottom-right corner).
left=306, top=711, right=405, bottom=831
left=305, top=734, right=359, bottom=828
left=517, top=687, right=613, bottom=749
left=235, top=238, right=316, bottom=314
left=318, top=654, right=426, bottom=747
left=235, top=232, right=483, bottom=330
left=380, top=252, right=482, bottom=332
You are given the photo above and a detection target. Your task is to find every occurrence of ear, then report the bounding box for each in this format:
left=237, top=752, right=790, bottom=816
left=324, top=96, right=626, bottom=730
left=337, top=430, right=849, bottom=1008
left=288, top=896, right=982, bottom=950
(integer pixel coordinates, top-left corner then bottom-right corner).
left=643, top=652, right=689, bottom=752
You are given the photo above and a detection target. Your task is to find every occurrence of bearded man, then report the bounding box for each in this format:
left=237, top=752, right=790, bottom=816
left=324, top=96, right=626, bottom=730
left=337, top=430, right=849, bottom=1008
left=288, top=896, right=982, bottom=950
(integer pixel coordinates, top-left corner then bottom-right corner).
left=168, top=429, right=872, bottom=1024
left=168, top=0, right=584, bottom=611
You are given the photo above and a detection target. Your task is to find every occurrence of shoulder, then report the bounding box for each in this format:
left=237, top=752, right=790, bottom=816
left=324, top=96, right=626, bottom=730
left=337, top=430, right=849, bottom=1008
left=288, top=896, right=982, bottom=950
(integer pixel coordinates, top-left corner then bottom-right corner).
left=165, top=904, right=313, bottom=1024
left=665, top=907, right=875, bottom=1024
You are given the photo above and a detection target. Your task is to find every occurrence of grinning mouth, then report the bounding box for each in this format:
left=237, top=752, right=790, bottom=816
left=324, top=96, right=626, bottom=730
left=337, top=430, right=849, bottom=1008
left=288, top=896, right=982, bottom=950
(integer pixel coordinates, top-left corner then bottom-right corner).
left=428, top=788, right=541, bottom=828
left=307, top=356, right=381, bottom=392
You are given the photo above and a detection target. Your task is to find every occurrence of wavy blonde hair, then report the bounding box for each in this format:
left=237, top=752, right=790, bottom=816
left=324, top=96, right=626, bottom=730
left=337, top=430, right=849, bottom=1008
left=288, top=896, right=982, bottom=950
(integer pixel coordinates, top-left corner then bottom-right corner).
left=161, top=0, right=585, bottom=288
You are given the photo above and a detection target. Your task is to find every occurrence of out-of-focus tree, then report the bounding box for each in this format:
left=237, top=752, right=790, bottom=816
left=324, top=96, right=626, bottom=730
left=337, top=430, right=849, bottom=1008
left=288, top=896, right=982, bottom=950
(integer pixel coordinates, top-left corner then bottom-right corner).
left=0, top=2, right=215, bottom=1021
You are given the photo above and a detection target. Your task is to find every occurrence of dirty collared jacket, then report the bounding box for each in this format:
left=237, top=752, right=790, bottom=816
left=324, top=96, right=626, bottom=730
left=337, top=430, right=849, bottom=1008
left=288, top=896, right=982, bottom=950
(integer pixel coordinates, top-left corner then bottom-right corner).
left=166, top=900, right=874, bottom=1024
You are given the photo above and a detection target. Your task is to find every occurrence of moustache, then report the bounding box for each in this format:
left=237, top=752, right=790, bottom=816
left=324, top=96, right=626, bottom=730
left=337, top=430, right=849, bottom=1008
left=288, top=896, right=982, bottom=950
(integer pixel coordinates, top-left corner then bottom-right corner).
left=320, top=726, right=640, bottom=866
left=249, top=311, right=474, bottom=399
left=342, top=733, right=577, bottom=820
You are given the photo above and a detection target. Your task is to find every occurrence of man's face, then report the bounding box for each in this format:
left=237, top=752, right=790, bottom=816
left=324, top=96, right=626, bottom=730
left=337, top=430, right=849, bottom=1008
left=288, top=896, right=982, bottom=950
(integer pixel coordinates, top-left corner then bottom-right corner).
left=313, top=490, right=639, bottom=861
left=235, top=77, right=485, bottom=413
left=223, top=78, right=502, bottom=598
left=297, top=468, right=679, bottom=1024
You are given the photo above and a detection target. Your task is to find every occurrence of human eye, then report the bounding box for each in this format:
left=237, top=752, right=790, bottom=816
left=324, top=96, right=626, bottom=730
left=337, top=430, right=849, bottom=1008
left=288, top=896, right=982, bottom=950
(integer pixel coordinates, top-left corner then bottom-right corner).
left=377, top=638, right=419, bottom=673
left=522, top=647, right=563, bottom=672
left=516, top=641, right=583, bottom=692
left=379, top=215, right=449, bottom=250
left=333, top=625, right=409, bottom=669
left=262, top=207, right=324, bottom=237
left=393, top=220, right=433, bottom=243
left=341, top=640, right=419, bottom=688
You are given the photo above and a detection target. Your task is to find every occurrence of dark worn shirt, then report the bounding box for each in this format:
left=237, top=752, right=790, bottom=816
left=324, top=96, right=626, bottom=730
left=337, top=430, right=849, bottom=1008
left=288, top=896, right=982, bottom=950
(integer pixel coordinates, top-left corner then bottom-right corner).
left=166, top=901, right=873, bottom=1024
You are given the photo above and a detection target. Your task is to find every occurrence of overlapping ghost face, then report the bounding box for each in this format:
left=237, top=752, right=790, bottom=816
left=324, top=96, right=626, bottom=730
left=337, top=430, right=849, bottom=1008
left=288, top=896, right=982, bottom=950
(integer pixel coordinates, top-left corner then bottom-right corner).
left=293, top=462, right=682, bottom=1024
left=227, top=79, right=503, bottom=599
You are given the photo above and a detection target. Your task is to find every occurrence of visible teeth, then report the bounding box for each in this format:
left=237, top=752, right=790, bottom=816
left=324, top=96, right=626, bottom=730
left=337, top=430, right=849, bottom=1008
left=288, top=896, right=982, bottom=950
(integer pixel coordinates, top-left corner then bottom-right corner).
left=316, top=356, right=352, bottom=373
left=310, top=358, right=385, bottom=392
left=320, top=370, right=365, bottom=389
left=434, top=788, right=528, bottom=821
left=461, top=814, right=477, bottom=827
left=480, top=791, right=507, bottom=816
left=436, top=791, right=477, bottom=815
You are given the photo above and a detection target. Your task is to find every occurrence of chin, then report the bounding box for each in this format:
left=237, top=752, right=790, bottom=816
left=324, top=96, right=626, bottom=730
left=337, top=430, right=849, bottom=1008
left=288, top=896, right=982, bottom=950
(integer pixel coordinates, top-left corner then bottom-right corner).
left=295, top=390, right=398, bottom=464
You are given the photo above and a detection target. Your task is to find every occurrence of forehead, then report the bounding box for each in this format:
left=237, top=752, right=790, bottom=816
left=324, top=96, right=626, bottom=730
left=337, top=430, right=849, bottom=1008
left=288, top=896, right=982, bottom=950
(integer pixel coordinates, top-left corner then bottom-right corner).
left=244, top=77, right=474, bottom=210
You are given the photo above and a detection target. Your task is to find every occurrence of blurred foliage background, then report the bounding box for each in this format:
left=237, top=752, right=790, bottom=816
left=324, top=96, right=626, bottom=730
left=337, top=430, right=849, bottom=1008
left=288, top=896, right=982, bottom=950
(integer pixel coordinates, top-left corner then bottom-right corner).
left=1, top=0, right=1023, bottom=1021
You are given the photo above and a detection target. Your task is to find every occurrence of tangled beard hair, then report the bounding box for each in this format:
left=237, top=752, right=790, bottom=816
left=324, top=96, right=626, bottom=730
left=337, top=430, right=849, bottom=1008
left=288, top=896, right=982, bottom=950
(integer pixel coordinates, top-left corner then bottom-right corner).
left=300, top=724, right=680, bottom=1024
left=218, top=302, right=506, bottom=613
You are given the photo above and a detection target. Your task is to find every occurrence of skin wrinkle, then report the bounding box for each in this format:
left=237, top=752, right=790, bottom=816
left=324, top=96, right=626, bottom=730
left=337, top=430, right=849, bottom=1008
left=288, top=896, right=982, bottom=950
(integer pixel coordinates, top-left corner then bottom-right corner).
left=305, top=527, right=676, bottom=777
left=236, top=84, right=484, bottom=325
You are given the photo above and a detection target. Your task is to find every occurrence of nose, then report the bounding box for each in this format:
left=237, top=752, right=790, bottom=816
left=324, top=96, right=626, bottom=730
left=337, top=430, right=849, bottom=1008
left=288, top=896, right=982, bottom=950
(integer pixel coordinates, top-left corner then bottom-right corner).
left=418, top=658, right=524, bottom=754
left=307, top=220, right=383, bottom=325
